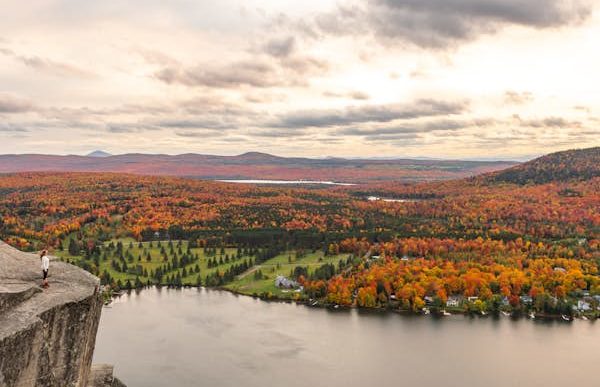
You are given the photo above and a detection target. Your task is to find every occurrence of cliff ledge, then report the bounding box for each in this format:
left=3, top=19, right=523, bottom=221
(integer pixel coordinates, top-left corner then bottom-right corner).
left=0, top=241, right=124, bottom=387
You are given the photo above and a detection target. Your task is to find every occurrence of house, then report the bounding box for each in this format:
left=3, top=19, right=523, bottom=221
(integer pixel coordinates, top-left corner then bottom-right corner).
left=424, top=296, right=435, bottom=305
left=446, top=296, right=462, bottom=307
left=275, top=275, right=298, bottom=289
left=520, top=295, right=533, bottom=304
left=501, top=297, right=510, bottom=306
left=467, top=296, right=479, bottom=302
left=400, top=255, right=410, bottom=261
left=576, top=300, right=591, bottom=312
left=553, top=267, right=566, bottom=273
left=370, top=255, right=381, bottom=260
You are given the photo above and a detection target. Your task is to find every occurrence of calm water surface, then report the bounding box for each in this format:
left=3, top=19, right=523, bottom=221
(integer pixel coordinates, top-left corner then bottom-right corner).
left=217, top=179, right=355, bottom=186
left=94, top=288, right=598, bottom=387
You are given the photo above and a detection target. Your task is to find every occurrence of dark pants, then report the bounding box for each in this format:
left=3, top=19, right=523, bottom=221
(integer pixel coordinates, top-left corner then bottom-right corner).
left=43, top=270, right=48, bottom=280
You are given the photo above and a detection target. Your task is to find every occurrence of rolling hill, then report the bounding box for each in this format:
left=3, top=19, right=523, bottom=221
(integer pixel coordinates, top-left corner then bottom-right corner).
left=484, top=147, right=600, bottom=185
left=0, top=152, right=517, bottom=183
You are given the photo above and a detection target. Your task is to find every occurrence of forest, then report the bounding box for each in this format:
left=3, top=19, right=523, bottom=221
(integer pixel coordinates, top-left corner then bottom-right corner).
left=0, top=147, right=598, bottom=318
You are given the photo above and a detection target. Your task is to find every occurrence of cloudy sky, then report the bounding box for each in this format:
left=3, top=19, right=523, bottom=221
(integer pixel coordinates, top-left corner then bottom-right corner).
left=1, top=0, right=599, bottom=159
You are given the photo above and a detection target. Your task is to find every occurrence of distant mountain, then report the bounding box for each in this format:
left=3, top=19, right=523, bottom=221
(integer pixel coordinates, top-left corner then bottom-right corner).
left=87, top=150, right=112, bottom=157
left=484, top=147, right=600, bottom=185
left=0, top=152, right=517, bottom=183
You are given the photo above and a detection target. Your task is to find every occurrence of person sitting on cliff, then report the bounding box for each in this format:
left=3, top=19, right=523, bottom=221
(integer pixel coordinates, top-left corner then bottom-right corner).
left=41, top=249, right=50, bottom=288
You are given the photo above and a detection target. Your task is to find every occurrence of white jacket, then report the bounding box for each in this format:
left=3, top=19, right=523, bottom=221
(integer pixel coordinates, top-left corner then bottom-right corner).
left=41, top=255, right=50, bottom=271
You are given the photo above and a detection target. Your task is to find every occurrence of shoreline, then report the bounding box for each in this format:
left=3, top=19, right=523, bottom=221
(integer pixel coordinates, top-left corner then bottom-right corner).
left=107, top=285, right=598, bottom=322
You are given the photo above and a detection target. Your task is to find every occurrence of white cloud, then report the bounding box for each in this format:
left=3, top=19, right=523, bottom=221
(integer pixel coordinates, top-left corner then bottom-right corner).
left=0, top=0, right=598, bottom=158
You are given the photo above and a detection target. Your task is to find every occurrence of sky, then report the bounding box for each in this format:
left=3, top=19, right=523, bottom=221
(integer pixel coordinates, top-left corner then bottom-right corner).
left=1, top=0, right=599, bottom=159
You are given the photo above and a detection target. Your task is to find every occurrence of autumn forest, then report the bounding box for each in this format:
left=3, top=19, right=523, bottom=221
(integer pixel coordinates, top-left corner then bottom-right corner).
left=1, top=147, right=598, bottom=318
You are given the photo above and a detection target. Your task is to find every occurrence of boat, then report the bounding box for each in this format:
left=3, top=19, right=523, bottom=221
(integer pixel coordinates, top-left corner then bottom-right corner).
left=334, top=304, right=340, bottom=309
left=501, top=311, right=511, bottom=317
left=581, top=315, right=589, bottom=321
left=422, top=307, right=430, bottom=315
left=561, top=314, right=572, bottom=322
left=311, top=300, right=319, bottom=306
left=442, top=310, right=451, bottom=316
left=480, top=311, right=488, bottom=316
left=529, top=312, right=536, bottom=319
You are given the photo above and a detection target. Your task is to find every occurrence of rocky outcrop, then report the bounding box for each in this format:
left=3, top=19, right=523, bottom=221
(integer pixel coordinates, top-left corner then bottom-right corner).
left=87, top=365, right=126, bottom=387
left=0, top=241, right=123, bottom=387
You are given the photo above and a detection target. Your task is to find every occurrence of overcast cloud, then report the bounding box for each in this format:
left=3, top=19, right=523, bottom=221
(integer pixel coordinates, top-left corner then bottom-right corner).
left=0, top=0, right=598, bottom=158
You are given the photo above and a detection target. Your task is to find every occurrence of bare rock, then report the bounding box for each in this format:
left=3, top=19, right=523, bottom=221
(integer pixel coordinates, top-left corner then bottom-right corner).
left=0, top=241, right=123, bottom=387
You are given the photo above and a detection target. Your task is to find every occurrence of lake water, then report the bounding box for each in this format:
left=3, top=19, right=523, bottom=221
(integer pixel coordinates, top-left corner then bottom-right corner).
left=94, top=287, right=599, bottom=387
left=217, top=179, right=356, bottom=186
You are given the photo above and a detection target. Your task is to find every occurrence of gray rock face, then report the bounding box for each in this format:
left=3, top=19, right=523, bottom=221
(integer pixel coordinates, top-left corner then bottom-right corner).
left=87, top=365, right=126, bottom=387
left=0, top=241, right=121, bottom=387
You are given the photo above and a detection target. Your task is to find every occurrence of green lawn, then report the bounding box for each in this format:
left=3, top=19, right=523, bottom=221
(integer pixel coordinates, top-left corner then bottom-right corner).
left=55, top=239, right=349, bottom=297
left=225, top=250, right=350, bottom=298
left=55, top=239, right=254, bottom=287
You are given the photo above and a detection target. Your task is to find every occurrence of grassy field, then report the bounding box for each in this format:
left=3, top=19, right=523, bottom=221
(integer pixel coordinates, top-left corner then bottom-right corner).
left=55, top=239, right=349, bottom=297
left=56, top=239, right=255, bottom=286
left=225, top=250, right=350, bottom=299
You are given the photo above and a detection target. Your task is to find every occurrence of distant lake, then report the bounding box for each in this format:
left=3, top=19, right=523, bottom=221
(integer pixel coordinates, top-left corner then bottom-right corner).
left=94, top=288, right=599, bottom=387
left=217, top=179, right=356, bottom=186
left=366, top=196, right=417, bottom=202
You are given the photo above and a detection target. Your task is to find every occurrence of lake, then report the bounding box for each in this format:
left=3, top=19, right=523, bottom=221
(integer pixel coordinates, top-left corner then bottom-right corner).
left=94, top=287, right=599, bottom=387
left=217, top=179, right=356, bottom=186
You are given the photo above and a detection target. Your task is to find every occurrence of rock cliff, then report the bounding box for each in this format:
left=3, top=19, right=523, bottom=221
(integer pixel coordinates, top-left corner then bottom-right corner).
left=0, top=241, right=124, bottom=387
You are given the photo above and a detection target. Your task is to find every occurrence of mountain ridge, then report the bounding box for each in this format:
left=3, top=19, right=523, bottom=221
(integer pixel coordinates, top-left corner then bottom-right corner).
left=0, top=152, right=517, bottom=183
left=482, top=147, right=599, bottom=185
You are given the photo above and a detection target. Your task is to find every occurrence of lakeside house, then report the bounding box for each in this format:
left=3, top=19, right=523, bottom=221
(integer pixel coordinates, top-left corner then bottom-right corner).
left=275, top=275, right=299, bottom=289
left=520, top=295, right=534, bottom=305
left=576, top=300, right=591, bottom=312
left=446, top=296, right=462, bottom=307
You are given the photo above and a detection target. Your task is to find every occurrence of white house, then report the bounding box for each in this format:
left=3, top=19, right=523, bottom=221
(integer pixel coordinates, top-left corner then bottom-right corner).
left=275, top=275, right=298, bottom=289
left=446, top=296, right=461, bottom=307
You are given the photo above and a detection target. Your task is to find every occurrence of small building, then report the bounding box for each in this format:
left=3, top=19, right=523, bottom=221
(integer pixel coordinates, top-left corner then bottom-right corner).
left=553, top=267, right=566, bottom=273
left=467, top=296, right=479, bottom=303
left=275, top=275, right=298, bottom=289
left=446, top=296, right=462, bottom=308
left=576, top=300, right=591, bottom=312
left=400, top=255, right=409, bottom=261
left=424, top=296, right=435, bottom=305
left=520, top=295, right=533, bottom=304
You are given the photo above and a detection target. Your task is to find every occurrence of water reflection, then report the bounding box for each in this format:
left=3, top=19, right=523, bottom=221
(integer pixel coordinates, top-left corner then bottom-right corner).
left=95, top=287, right=598, bottom=387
